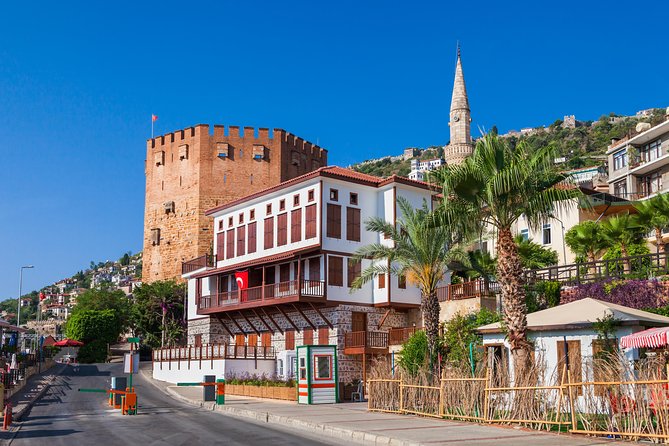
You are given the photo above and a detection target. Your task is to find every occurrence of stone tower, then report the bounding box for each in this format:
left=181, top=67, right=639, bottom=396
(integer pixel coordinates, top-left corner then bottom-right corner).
left=142, top=125, right=327, bottom=283
left=445, top=46, right=473, bottom=165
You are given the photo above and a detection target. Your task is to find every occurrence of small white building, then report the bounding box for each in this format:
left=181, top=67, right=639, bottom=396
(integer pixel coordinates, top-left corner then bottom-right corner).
left=408, top=158, right=445, bottom=181
left=478, top=298, right=669, bottom=389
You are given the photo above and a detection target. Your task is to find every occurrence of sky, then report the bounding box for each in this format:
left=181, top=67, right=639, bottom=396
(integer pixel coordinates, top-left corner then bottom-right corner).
left=1, top=1, right=668, bottom=300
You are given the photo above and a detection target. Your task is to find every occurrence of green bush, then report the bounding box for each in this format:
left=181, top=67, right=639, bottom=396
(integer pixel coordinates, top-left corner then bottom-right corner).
left=66, top=309, right=119, bottom=344
left=526, top=280, right=561, bottom=312
left=398, top=330, right=428, bottom=376
left=76, top=339, right=108, bottom=363
left=442, top=308, right=501, bottom=368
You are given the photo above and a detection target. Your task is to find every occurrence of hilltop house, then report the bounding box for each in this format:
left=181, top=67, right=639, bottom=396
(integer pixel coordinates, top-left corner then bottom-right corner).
left=168, top=166, right=449, bottom=393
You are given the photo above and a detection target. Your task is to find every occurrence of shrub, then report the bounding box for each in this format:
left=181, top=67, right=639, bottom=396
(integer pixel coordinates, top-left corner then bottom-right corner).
left=76, top=339, right=108, bottom=363
left=442, top=308, right=501, bottom=368
left=398, top=330, right=428, bottom=377
left=562, top=278, right=664, bottom=309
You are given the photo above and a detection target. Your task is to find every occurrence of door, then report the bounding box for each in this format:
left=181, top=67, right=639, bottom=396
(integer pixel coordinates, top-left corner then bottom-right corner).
left=351, top=312, right=367, bottom=332
left=194, top=334, right=202, bottom=347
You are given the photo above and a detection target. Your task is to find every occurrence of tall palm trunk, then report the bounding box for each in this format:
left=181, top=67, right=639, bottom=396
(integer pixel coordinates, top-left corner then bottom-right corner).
left=496, top=228, right=531, bottom=376
left=421, top=290, right=440, bottom=369
left=620, top=242, right=630, bottom=274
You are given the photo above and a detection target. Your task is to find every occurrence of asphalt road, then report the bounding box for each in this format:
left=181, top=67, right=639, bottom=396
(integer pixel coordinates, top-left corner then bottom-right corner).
left=5, top=363, right=338, bottom=446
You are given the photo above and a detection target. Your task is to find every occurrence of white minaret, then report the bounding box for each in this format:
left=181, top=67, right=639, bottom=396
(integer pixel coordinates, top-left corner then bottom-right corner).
left=445, top=45, right=473, bottom=165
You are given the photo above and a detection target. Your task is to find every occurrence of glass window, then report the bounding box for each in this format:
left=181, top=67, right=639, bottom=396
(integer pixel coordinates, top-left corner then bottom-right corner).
left=520, top=229, right=529, bottom=241
left=542, top=224, right=552, bottom=245
left=613, top=180, right=627, bottom=198
left=640, top=140, right=662, bottom=164
left=315, top=355, right=331, bottom=379
left=613, top=149, right=627, bottom=171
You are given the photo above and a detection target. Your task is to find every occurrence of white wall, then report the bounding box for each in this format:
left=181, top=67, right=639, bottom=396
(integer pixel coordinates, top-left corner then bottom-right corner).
left=152, top=358, right=276, bottom=384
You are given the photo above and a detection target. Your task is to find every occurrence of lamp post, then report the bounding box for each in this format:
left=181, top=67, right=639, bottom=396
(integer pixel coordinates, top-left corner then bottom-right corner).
left=17, top=265, right=34, bottom=352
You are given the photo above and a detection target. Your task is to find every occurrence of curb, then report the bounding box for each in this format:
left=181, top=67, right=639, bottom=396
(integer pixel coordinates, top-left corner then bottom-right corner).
left=140, top=368, right=420, bottom=446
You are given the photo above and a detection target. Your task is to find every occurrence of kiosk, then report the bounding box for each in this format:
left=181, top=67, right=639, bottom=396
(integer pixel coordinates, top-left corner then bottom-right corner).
left=297, top=345, right=338, bottom=404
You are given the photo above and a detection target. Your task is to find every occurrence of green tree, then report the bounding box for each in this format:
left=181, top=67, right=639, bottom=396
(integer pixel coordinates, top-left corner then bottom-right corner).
left=565, top=220, right=606, bottom=264
left=352, top=197, right=461, bottom=365
left=600, top=213, right=643, bottom=273
left=442, top=308, right=500, bottom=370
left=432, top=133, right=579, bottom=373
left=72, top=285, right=133, bottom=334
left=514, top=236, right=558, bottom=269
left=133, top=280, right=185, bottom=348
left=398, top=330, right=428, bottom=377
left=633, top=194, right=669, bottom=255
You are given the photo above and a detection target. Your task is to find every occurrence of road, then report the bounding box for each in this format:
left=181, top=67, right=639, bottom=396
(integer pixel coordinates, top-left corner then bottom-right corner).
left=4, top=363, right=338, bottom=446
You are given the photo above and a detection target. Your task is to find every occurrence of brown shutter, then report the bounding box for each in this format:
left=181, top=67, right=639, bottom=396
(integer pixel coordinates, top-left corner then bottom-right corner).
left=318, top=327, right=330, bottom=345
left=378, top=273, right=385, bottom=289
left=557, top=340, right=583, bottom=395
left=346, top=207, right=361, bottom=242
left=347, top=258, right=361, bottom=288
left=235, top=334, right=245, bottom=346
left=216, top=231, right=225, bottom=261
left=305, top=204, right=317, bottom=239
left=303, top=328, right=313, bottom=346
left=328, top=256, right=343, bottom=286
left=226, top=230, right=235, bottom=259
left=285, top=330, right=295, bottom=350
left=247, top=222, right=257, bottom=254
left=326, top=203, right=341, bottom=239
left=236, top=225, right=246, bottom=256
left=277, top=213, right=288, bottom=246
left=247, top=334, right=258, bottom=347
left=261, top=332, right=271, bottom=347
left=264, top=217, right=274, bottom=249
left=291, top=208, right=302, bottom=243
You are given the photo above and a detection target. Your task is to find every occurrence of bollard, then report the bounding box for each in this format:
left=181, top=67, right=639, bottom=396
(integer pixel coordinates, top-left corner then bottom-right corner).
left=113, top=377, right=127, bottom=409
left=216, top=379, right=225, bottom=405
left=203, top=375, right=215, bottom=402
left=2, top=403, right=12, bottom=431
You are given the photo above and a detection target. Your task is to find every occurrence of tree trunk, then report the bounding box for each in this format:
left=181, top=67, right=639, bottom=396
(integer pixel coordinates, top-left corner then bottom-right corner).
left=496, top=227, right=531, bottom=378
left=421, top=290, right=440, bottom=370
left=161, top=307, right=167, bottom=348
left=621, top=242, right=630, bottom=274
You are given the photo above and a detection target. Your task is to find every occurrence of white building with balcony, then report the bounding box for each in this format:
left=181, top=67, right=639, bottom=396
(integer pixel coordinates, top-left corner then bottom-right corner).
left=408, top=157, right=445, bottom=181
left=176, top=166, right=449, bottom=393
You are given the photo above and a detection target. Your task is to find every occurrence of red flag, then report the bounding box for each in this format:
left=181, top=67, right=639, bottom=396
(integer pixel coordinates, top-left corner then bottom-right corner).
left=39, top=292, right=46, bottom=301
left=152, top=114, right=158, bottom=122
left=235, top=271, right=249, bottom=290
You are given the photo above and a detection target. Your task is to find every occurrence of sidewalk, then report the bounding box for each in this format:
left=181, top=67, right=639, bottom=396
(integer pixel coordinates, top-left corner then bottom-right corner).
left=7, top=362, right=66, bottom=422
left=141, top=368, right=626, bottom=446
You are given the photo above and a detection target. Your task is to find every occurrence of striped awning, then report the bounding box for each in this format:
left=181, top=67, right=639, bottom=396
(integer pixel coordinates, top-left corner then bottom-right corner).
left=620, top=327, right=669, bottom=349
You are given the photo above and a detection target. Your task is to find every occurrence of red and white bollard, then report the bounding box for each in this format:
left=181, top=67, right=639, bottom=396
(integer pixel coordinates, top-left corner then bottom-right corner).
left=3, top=402, right=12, bottom=431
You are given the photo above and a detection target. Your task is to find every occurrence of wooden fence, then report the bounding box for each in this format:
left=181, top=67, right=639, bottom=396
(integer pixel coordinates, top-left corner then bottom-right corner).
left=368, top=369, right=669, bottom=441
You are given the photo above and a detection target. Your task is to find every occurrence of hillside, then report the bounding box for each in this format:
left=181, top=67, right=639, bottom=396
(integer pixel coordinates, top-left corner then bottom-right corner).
left=352, top=108, right=668, bottom=177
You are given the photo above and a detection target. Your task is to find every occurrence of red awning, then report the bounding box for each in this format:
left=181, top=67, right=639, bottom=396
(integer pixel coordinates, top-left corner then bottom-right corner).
left=620, top=327, right=669, bottom=349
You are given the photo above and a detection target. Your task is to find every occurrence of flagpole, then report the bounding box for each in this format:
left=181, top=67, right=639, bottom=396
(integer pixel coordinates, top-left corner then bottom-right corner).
left=151, top=115, right=154, bottom=139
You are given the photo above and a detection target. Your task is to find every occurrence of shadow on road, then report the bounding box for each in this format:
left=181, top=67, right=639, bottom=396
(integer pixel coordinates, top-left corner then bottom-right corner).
left=12, top=429, right=80, bottom=439
left=61, top=365, right=112, bottom=377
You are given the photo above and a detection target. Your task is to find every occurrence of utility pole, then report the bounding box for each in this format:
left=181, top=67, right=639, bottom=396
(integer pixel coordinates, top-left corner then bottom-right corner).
left=17, top=265, right=34, bottom=351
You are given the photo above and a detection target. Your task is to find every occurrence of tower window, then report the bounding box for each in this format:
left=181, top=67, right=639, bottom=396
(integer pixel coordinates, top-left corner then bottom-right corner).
left=330, top=189, right=339, bottom=201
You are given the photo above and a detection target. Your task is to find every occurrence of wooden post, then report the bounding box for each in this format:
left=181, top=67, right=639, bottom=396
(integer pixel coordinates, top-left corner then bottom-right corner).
left=399, top=377, right=404, bottom=413
left=555, top=364, right=567, bottom=429
left=483, top=368, right=490, bottom=422
left=439, top=376, right=445, bottom=418
left=178, top=347, right=181, bottom=370
left=262, top=266, right=266, bottom=302
left=199, top=344, right=203, bottom=369
left=567, top=369, right=577, bottom=431
left=188, top=346, right=191, bottom=370
left=297, top=255, right=302, bottom=298
left=362, top=354, right=366, bottom=399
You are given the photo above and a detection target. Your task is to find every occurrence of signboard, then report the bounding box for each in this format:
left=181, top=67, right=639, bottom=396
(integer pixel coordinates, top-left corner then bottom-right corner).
left=123, top=353, right=140, bottom=374
left=127, top=337, right=140, bottom=344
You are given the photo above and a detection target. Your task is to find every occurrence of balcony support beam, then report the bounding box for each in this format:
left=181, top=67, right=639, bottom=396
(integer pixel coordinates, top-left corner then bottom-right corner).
left=309, top=302, right=333, bottom=329
left=213, top=313, right=235, bottom=338
left=238, top=311, right=261, bottom=336
left=261, top=308, right=283, bottom=334
left=277, top=305, right=300, bottom=332
left=292, top=304, right=317, bottom=331
left=226, top=313, right=247, bottom=335
left=377, top=309, right=391, bottom=330
left=253, top=309, right=274, bottom=334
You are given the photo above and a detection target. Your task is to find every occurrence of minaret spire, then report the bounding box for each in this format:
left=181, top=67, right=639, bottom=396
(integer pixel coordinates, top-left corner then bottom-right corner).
left=445, top=43, right=473, bottom=165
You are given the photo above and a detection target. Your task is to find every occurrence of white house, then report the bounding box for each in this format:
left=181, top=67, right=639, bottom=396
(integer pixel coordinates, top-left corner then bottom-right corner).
left=477, top=298, right=669, bottom=394
left=164, top=166, right=448, bottom=393
left=408, top=158, right=445, bottom=181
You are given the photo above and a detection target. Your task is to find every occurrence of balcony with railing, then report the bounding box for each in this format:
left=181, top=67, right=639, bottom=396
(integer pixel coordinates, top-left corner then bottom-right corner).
left=197, top=279, right=325, bottom=314
left=436, top=279, right=500, bottom=302
left=182, top=254, right=215, bottom=275
left=388, top=327, right=421, bottom=345
left=344, top=331, right=389, bottom=355
left=153, top=343, right=276, bottom=363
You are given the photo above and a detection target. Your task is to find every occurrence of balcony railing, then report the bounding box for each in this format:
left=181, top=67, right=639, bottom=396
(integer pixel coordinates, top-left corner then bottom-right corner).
left=182, top=254, right=215, bottom=275
left=197, top=279, right=325, bottom=311
left=525, top=252, right=669, bottom=285
left=153, top=343, right=275, bottom=363
left=344, top=331, right=389, bottom=350
left=388, top=327, right=421, bottom=345
left=436, top=279, right=500, bottom=302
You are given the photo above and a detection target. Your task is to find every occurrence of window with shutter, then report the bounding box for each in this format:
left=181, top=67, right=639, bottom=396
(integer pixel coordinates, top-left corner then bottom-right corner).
left=326, top=203, right=341, bottom=239
left=318, top=327, right=329, bottom=345
left=378, top=273, right=385, bottom=289
left=285, top=330, right=295, bottom=350
left=216, top=231, right=225, bottom=261
left=264, top=217, right=274, bottom=249
left=226, top=230, right=235, bottom=259
left=261, top=332, right=271, bottom=347
left=328, top=256, right=343, bottom=286
left=291, top=209, right=302, bottom=243
left=557, top=340, right=583, bottom=395
left=277, top=213, right=288, bottom=246
left=303, top=328, right=314, bottom=346
left=347, top=258, right=361, bottom=288
left=305, top=204, right=317, bottom=239
left=236, top=225, right=246, bottom=256
left=247, top=222, right=257, bottom=254
left=346, top=207, right=361, bottom=242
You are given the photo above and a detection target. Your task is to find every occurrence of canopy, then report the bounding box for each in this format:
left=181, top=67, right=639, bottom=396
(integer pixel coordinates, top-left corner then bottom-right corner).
left=54, top=339, right=84, bottom=347
left=620, top=327, right=669, bottom=349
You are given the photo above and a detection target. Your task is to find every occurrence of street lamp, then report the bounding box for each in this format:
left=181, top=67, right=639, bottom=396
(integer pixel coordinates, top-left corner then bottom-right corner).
left=17, top=265, right=34, bottom=351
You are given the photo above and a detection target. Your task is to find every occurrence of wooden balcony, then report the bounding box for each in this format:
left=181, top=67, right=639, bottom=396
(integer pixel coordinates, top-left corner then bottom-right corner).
left=182, top=254, right=215, bottom=275
left=197, top=279, right=325, bottom=315
left=436, top=279, right=500, bottom=302
left=388, top=327, right=421, bottom=345
left=344, top=331, right=389, bottom=355
left=153, top=343, right=275, bottom=363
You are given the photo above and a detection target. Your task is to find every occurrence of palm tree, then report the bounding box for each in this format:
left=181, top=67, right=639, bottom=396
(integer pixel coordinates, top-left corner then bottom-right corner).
left=351, top=197, right=460, bottom=365
left=431, top=133, right=579, bottom=373
left=514, top=236, right=559, bottom=269
left=463, top=250, right=497, bottom=294
left=633, top=194, right=669, bottom=256
left=600, top=213, right=643, bottom=274
left=565, top=220, right=607, bottom=266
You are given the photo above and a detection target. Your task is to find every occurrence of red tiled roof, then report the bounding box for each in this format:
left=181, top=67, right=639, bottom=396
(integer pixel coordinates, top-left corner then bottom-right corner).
left=205, top=166, right=435, bottom=216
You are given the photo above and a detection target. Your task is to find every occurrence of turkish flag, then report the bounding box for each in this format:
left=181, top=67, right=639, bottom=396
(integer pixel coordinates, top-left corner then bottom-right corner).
left=39, top=292, right=46, bottom=301
left=235, top=271, right=249, bottom=290
left=152, top=114, right=158, bottom=122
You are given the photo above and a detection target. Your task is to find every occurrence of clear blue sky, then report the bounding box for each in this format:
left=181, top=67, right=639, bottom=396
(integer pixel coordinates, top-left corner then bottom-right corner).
left=1, top=1, right=668, bottom=299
